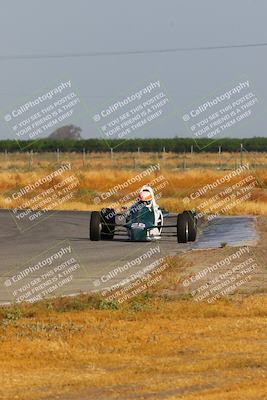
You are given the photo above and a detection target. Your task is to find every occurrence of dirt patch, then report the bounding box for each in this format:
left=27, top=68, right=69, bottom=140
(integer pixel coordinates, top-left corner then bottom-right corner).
left=162, top=216, right=267, bottom=300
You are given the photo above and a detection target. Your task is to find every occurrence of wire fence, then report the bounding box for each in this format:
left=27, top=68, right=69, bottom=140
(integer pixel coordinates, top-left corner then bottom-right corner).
left=0, top=146, right=266, bottom=171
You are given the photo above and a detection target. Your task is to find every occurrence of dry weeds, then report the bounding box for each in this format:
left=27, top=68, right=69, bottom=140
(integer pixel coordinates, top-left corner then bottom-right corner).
left=0, top=152, right=266, bottom=215
left=0, top=294, right=267, bottom=400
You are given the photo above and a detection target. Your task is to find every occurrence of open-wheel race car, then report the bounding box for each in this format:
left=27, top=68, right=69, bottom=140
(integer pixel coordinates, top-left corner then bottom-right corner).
left=90, top=185, right=197, bottom=243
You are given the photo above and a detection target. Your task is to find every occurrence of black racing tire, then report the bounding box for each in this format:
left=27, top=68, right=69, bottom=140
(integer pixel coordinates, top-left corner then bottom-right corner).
left=100, top=208, right=115, bottom=240
left=90, top=211, right=101, bottom=241
left=183, top=211, right=197, bottom=242
left=177, top=212, right=189, bottom=243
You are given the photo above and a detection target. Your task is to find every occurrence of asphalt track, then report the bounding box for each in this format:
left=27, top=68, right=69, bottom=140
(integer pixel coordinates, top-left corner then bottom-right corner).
left=0, top=209, right=258, bottom=303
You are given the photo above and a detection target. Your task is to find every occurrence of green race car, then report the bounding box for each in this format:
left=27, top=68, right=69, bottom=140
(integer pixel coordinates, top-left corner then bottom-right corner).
left=89, top=186, right=197, bottom=243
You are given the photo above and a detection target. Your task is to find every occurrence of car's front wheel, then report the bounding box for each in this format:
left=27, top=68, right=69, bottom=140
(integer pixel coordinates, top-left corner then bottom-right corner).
left=177, top=212, right=189, bottom=243
left=100, top=208, right=115, bottom=240
left=90, top=211, right=101, bottom=241
left=183, top=211, right=197, bottom=242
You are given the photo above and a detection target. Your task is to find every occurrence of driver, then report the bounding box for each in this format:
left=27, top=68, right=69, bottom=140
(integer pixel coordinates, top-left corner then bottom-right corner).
left=137, top=185, right=159, bottom=210
left=136, top=185, right=162, bottom=238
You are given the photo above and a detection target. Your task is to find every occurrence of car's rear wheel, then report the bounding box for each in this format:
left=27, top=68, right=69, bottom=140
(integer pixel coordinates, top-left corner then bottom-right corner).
left=100, top=208, right=115, bottom=240
left=177, top=212, right=189, bottom=243
left=90, top=211, right=101, bottom=241
left=183, top=211, right=197, bottom=242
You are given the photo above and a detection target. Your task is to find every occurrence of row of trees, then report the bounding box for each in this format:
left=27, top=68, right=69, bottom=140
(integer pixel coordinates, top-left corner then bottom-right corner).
left=0, top=137, right=267, bottom=152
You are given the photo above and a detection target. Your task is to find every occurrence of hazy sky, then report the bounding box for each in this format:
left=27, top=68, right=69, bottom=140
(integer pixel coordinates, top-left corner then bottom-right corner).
left=0, top=0, right=266, bottom=141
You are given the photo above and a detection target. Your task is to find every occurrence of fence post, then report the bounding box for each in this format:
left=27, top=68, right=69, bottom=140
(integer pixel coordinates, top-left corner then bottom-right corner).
left=218, top=146, right=222, bottom=169
left=183, top=151, right=186, bottom=169
left=83, top=148, right=86, bottom=167
left=28, top=150, right=33, bottom=170
left=162, top=146, right=165, bottom=160
left=240, top=143, right=243, bottom=167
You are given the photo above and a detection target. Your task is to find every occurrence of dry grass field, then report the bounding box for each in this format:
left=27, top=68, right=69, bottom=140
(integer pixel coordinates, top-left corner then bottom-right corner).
left=1, top=293, right=267, bottom=400
left=0, top=151, right=266, bottom=215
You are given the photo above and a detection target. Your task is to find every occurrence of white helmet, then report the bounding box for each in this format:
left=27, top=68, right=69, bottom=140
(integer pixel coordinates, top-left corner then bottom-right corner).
left=137, top=186, right=155, bottom=208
